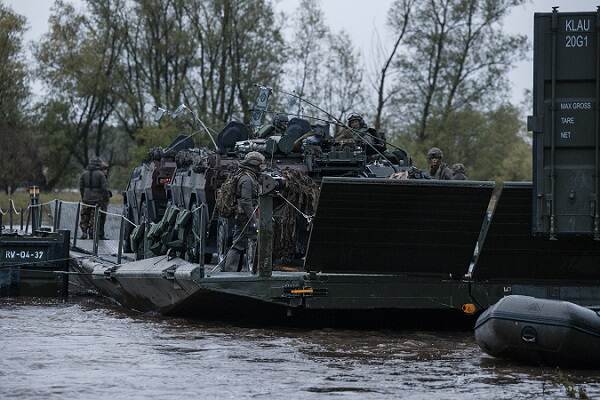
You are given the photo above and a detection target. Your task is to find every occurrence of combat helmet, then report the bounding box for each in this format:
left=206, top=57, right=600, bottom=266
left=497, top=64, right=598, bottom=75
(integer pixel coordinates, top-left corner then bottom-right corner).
left=88, top=157, right=104, bottom=170
left=427, top=147, right=444, bottom=160
left=347, top=113, right=365, bottom=129
left=242, top=151, right=266, bottom=168
left=272, top=113, right=289, bottom=131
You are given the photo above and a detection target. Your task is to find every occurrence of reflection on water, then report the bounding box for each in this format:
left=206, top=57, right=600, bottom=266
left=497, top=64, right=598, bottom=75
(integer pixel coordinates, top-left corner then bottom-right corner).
left=1, top=297, right=599, bottom=399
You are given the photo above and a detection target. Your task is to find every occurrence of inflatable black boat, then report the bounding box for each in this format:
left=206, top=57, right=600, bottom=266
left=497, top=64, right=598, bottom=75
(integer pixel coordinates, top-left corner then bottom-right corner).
left=475, top=295, right=600, bottom=368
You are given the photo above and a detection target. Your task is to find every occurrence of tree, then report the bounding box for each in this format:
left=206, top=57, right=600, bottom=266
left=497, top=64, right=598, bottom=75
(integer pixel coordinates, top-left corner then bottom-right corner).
left=288, top=0, right=328, bottom=102
left=36, top=0, right=125, bottom=174
left=286, top=0, right=364, bottom=125
left=0, top=3, right=28, bottom=126
left=114, top=0, right=196, bottom=133
left=388, top=0, right=527, bottom=143
left=319, top=31, right=365, bottom=122
left=381, top=0, right=529, bottom=179
left=370, top=0, right=414, bottom=131
left=0, top=4, right=42, bottom=193
left=114, top=0, right=286, bottom=129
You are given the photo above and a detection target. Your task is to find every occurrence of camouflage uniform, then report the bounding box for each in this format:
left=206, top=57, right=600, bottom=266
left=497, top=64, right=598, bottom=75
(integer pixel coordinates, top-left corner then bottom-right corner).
left=223, top=152, right=265, bottom=272
left=79, top=158, right=110, bottom=239
left=335, top=114, right=366, bottom=144
left=427, top=147, right=453, bottom=180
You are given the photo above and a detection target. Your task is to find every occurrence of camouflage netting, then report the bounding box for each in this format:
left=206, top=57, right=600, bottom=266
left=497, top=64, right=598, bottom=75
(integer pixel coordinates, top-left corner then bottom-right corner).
left=273, top=168, right=320, bottom=262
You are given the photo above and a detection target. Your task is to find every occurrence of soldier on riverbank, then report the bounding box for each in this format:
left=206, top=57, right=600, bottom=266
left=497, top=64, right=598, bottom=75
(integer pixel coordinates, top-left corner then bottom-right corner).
left=79, top=158, right=110, bottom=240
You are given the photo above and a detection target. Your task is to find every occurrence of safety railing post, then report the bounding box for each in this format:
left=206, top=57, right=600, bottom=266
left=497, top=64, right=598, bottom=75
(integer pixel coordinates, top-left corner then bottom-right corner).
left=73, top=202, right=81, bottom=249
left=30, top=186, right=39, bottom=232
left=93, top=206, right=99, bottom=256
left=143, top=217, right=150, bottom=260
left=0, top=211, right=3, bottom=234
left=117, top=215, right=125, bottom=265
left=25, top=208, right=30, bottom=233
left=196, top=205, right=206, bottom=276
left=53, top=199, right=59, bottom=231
left=56, top=201, right=63, bottom=232
left=20, top=208, right=23, bottom=231
left=9, top=203, right=13, bottom=232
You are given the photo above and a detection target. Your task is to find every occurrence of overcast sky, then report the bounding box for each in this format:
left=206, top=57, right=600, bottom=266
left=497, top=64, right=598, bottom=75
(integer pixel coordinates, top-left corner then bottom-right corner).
left=4, top=0, right=597, bottom=107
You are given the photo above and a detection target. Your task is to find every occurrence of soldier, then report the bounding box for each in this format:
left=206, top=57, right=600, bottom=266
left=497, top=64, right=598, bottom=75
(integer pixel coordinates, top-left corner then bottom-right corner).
left=223, top=151, right=266, bottom=272
left=335, top=114, right=386, bottom=155
left=97, top=161, right=112, bottom=239
left=79, top=158, right=110, bottom=240
left=335, top=113, right=366, bottom=143
left=258, top=113, right=288, bottom=138
left=426, top=147, right=453, bottom=180
left=451, top=163, right=468, bottom=180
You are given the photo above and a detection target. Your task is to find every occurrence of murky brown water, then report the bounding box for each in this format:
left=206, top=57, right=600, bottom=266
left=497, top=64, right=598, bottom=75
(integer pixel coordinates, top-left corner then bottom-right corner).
left=1, top=297, right=600, bottom=399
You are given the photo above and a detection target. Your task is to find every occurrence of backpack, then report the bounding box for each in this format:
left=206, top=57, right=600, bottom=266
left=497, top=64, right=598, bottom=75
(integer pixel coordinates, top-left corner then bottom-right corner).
left=215, top=171, right=245, bottom=218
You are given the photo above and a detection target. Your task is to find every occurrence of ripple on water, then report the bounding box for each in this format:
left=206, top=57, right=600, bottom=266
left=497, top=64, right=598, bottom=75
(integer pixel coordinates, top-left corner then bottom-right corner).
left=2, top=298, right=600, bottom=400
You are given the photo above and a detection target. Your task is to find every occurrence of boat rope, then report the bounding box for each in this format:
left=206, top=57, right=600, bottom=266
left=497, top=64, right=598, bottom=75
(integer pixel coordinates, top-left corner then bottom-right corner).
left=98, top=208, right=138, bottom=228
left=9, top=200, right=21, bottom=215
left=59, top=200, right=97, bottom=208
left=0, top=255, right=92, bottom=269
left=275, top=191, right=313, bottom=223
left=26, top=200, right=56, bottom=209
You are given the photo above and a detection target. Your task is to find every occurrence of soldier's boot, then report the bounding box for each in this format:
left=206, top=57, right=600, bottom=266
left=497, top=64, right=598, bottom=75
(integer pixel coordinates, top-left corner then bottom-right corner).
left=80, top=231, right=88, bottom=240
left=223, top=248, right=242, bottom=272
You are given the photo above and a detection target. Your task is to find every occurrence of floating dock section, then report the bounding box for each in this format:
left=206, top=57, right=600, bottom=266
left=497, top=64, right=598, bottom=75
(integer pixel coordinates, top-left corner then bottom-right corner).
left=71, top=178, right=600, bottom=321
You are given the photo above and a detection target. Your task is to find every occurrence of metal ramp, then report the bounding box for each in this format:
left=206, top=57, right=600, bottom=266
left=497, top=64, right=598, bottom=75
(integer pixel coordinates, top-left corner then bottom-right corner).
left=472, top=182, right=600, bottom=281
left=304, top=178, right=494, bottom=277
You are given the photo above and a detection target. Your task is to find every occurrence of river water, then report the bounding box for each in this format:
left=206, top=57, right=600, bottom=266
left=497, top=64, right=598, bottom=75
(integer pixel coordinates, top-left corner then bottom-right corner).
left=1, top=297, right=599, bottom=400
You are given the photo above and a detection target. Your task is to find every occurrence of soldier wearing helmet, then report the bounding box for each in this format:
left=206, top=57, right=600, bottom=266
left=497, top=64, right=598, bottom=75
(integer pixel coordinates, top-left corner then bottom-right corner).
left=223, top=151, right=266, bottom=272
left=258, top=113, right=289, bottom=138
left=336, top=113, right=366, bottom=143
left=79, top=158, right=110, bottom=239
left=335, top=113, right=386, bottom=155
left=426, top=147, right=453, bottom=180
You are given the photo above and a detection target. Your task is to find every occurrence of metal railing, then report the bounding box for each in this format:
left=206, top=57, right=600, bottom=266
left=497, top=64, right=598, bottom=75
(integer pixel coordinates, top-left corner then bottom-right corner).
left=2, top=197, right=210, bottom=272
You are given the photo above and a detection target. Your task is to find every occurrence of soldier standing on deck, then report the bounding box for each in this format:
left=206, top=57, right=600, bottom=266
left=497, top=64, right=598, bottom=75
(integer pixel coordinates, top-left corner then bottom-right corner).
left=426, top=147, right=453, bottom=180
left=223, top=151, right=266, bottom=272
left=79, top=158, right=110, bottom=240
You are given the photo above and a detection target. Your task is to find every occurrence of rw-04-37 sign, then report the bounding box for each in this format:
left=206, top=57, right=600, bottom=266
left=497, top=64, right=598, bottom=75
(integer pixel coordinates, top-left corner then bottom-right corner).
left=1, top=249, right=47, bottom=262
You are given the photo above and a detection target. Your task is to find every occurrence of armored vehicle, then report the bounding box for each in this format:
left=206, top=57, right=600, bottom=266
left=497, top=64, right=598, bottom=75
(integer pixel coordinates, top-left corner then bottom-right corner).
left=164, top=115, right=412, bottom=264
left=122, top=135, right=194, bottom=252
left=125, top=88, right=412, bottom=262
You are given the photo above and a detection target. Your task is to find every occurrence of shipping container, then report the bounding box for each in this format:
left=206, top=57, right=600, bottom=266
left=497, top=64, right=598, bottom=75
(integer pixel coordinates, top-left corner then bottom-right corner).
left=530, top=8, right=600, bottom=237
